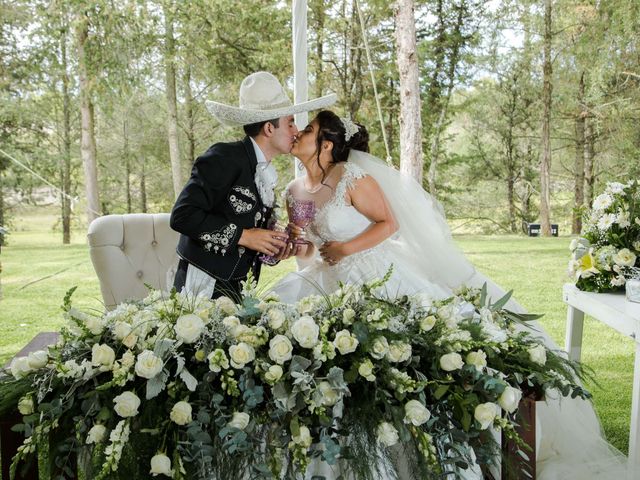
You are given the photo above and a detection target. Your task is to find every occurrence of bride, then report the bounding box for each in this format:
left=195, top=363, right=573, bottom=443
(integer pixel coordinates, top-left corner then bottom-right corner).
left=271, top=110, right=627, bottom=479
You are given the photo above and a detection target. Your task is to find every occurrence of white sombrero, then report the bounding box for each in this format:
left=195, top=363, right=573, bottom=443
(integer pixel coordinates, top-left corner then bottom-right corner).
left=206, top=71, right=337, bottom=126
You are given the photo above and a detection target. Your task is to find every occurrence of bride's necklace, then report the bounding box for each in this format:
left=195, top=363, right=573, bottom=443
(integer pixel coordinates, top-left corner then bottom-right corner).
left=304, top=164, right=335, bottom=194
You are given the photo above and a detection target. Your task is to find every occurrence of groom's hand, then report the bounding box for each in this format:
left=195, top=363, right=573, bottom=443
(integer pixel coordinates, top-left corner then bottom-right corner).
left=238, top=228, right=288, bottom=256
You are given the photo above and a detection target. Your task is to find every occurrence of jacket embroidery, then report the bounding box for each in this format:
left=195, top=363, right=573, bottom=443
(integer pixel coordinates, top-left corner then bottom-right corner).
left=199, top=224, right=237, bottom=255
left=228, top=186, right=256, bottom=214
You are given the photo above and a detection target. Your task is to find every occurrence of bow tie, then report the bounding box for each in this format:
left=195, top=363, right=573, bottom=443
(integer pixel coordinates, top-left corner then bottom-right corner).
left=255, top=162, right=278, bottom=207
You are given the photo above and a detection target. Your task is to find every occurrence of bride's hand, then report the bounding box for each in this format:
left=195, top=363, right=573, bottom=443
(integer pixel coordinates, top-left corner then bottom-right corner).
left=320, top=241, right=347, bottom=266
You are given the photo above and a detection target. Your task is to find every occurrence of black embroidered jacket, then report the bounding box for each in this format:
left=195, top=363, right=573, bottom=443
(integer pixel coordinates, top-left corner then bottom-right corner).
left=170, top=136, right=274, bottom=282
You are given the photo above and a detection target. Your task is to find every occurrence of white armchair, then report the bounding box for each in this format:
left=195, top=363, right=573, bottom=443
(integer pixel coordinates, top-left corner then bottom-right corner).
left=87, top=213, right=179, bottom=309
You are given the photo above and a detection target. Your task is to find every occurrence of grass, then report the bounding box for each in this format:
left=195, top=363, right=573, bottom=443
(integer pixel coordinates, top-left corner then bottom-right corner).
left=0, top=209, right=634, bottom=454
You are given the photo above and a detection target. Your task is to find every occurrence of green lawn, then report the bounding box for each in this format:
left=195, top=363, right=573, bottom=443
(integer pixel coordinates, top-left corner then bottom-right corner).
left=0, top=211, right=634, bottom=454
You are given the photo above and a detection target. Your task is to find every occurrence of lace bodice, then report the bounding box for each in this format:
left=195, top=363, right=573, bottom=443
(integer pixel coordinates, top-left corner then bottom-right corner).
left=286, top=162, right=371, bottom=247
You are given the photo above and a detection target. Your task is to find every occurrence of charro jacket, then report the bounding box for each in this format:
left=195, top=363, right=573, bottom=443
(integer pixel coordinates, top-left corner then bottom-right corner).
left=170, top=136, right=274, bottom=282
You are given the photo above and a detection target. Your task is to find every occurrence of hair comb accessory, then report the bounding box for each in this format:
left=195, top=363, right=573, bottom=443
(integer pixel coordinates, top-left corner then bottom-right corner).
left=340, top=116, right=360, bottom=142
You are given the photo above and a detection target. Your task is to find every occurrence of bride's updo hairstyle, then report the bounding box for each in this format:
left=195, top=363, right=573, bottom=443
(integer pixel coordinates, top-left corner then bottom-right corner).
left=314, top=110, right=369, bottom=162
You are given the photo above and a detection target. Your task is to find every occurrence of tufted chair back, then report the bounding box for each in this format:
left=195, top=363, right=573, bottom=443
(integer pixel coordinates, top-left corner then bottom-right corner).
left=88, top=214, right=179, bottom=310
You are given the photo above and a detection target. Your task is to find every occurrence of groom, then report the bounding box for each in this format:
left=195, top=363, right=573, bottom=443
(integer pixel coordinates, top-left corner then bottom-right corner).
left=170, top=71, right=336, bottom=300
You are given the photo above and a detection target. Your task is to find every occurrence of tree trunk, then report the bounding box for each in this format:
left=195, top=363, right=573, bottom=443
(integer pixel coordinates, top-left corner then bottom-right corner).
left=123, top=119, right=131, bottom=213
left=584, top=118, right=595, bottom=208
left=183, top=64, right=196, bottom=165
left=572, top=72, right=586, bottom=235
left=312, top=0, right=325, bottom=97
left=539, top=0, right=553, bottom=236
left=0, top=168, right=4, bottom=245
left=61, top=24, right=72, bottom=244
left=163, top=1, right=182, bottom=198
left=395, top=0, right=424, bottom=183
left=140, top=158, right=147, bottom=213
left=76, top=13, right=101, bottom=224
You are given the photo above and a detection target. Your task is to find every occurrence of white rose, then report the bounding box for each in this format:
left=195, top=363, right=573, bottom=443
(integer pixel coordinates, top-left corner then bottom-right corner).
left=135, top=350, right=164, bottom=379
left=92, top=343, right=116, bottom=370
left=292, top=425, right=312, bottom=448
left=227, top=412, right=250, bottom=430
left=386, top=342, right=411, bottom=363
left=466, top=350, right=487, bottom=372
left=370, top=336, right=389, bottom=360
left=333, top=329, right=359, bottom=355
left=27, top=350, right=48, bottom=369
left=18, top=396, right=34, bottom=415
left=317, top=381, right=340, bottom=406
left=419, top=316, right=437, bottom=332
left=113, top=391, right=141, bottom=418
left=499, top=386, right=523, bottom=414
left=228, top=342, right=255, bottom=368
left=268, top=335, right=293, bottom=365
left=122, top=332, right=139, bottom=349
left=291, top=316, right=320, bottom=348
left=114, top=321, right=133, bottom=340
left=10, top=356, right=32, bottom=379
left=150, top=453, right=172, bottom=477
left=404, top=399, right=431, bottom=426
left=85, top=315, right=106, bottom=335
left=267, top=309, right=286, bottom=330
left=376, top=422, right=399, bottom=447
left=216, top=296, right=238, bottom=316
left=474, top=402, right=499, bottom=430
left=170, top=401, right=193, bottom=425
left=614, top=248, right=637, bottom=267
left=174, top=314, right=205, bottom=344
left=222, top=315, right=241, bottom=334
left=342, top=308, right=356, bottom=325
left=358, top=359, right=376, bottom=381
left=528, top=344, right=547, bottom=366
left=264, top=364, right=284, bottom=384
left=86, top=424, right=107, bottom=444
left=440, top=352, right=464, bottom=371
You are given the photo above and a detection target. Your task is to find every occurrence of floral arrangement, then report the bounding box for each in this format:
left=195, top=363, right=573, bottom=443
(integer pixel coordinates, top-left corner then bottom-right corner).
left=569, top=180, right=640, bottom=292
left=1, top=274, right=588, bottom=480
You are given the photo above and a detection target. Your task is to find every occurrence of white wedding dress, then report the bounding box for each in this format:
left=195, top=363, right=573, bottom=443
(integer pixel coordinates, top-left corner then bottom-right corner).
left=271, top=151, right=628, bottom=479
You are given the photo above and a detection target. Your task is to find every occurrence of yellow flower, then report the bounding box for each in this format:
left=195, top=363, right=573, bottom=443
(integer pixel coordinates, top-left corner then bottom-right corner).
left=578, top=251, right=599, bottom=278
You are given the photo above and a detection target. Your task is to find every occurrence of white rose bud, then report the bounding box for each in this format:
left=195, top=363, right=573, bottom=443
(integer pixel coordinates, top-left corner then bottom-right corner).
left=91, top=343, right=116, bottom=370
left=333, top=329, right=359, bottom=355
left=86, top=424, right=107, bottom=444
left=216, top=296, right=238, bottom=316
left=10, top=356, right=32, bottom=379
left=113, top=391, right=141, bottom=418
left=228, top=342, right=255, bottom=369
left=528, top=344, right=547, bottom=366
left=227, top=412, right=250, bottom=430
left=291, top=316, right=320, bottom=348
left=370, top=336, right=389, bottom=360
left=150, top=453, right=173, bottom=477
left=85, top=316, right=105, bottom=335
left=498, top=386, right=523, bottom=414
left=264, top=365, right=284, bottom=384
left=342, top=308, right=356, bottom=325
left=376, top=422, right=399, bottom=447
left=174, top=314, right=205, bottom=344
left=439, top=352, right=464, bottom=371
left=267, top=309, right=286, bottom=330
left=474, top=402, right=499, bottom=430
left=419, top=316, right=437, bottom=332
left=27, top=350, right=48, bottom=370
left=404, top=399, right=431, bottom=426
left=466, top=350, right=487, bottom=372
left=292, top=425, right=312, bottom=448
left=386, top=341, right=411, bottom=363
left=268, top=335, right=293, bottom=365
left=18, top=396, right=34, bottom=415
left=222, top=315, right=241, bottom=335
left=135, top=350, right=164, bottom=379
left=358, top=359, right=376, bottom=381
left=170, top=401, right=193, bottom=425
left=113, top=321, right=132, bottom=340
left=317, top=381, right=340, bottom=406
